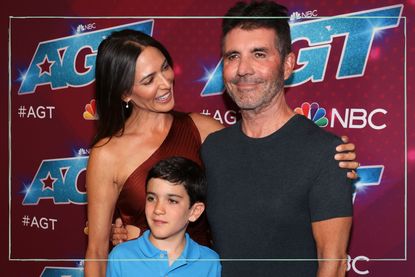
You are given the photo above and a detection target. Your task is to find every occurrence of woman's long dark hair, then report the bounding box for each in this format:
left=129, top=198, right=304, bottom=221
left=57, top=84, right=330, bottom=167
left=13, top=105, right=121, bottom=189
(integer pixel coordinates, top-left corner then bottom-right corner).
left=92, top=29, right=173, bottom=146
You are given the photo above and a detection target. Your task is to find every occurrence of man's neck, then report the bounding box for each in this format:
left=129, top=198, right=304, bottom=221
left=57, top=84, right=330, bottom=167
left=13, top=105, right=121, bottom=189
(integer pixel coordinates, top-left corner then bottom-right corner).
left=240, top=94, right=295, bottom=138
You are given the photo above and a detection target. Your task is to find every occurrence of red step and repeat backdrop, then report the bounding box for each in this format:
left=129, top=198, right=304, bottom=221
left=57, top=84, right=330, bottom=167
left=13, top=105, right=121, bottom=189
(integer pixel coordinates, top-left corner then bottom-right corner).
left=2, top=0, right=415, bottom=275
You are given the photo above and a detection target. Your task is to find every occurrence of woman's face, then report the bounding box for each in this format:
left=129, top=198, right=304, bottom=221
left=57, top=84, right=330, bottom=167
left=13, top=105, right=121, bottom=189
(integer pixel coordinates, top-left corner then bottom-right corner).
left=126, top=46, right=175, bottom=113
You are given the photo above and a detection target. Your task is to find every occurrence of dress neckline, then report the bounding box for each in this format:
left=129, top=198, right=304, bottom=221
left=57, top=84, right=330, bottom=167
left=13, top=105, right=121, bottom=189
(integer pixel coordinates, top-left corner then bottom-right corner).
left=122, top=114, right=177, bottom=186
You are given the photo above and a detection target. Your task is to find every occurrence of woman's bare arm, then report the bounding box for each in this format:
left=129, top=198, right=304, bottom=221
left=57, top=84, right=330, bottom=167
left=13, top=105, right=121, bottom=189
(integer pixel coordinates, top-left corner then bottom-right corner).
left=84, top=145, right=120, bottom=277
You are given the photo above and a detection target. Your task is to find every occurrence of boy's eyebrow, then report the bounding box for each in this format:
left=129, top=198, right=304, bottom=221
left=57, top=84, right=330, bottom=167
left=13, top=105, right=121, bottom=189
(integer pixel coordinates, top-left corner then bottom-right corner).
left=146, top=191, right=183, bottom=198
left=167, top=193, right=183, bottom=198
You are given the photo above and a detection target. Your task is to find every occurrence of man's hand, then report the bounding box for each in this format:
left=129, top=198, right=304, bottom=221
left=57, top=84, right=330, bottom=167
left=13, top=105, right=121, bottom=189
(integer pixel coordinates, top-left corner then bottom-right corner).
left=335, top=136, right=360, bottom=179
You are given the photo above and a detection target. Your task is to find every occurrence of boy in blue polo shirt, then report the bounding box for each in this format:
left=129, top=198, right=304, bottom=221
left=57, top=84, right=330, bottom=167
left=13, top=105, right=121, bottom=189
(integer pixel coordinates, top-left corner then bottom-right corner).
left=106, top=156, right=221, bottom=276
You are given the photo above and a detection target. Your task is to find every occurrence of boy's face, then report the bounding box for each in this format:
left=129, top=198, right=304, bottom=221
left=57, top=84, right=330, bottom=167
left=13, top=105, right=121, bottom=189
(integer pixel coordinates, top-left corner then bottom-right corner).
left=145, top=178, right=204, bottom=241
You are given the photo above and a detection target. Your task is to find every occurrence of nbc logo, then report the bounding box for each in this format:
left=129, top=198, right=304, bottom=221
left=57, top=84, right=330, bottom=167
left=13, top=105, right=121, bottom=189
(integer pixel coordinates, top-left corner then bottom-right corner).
left=83, top=99, right=98, bottom=120
left=289, top=10, right=318, bottom=22
left=290, top=12, right=301, bottom=22
left=294, top=102, right=328, bottom=127
left=76, top=24, right=84, bottom=33
left=295, top=101, right=387, bottom=130
left=75, top=23, right=97, bottom=34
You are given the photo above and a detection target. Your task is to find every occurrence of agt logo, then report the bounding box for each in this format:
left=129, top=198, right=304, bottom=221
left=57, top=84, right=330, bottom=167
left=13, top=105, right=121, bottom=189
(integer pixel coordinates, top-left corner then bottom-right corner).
left=40, top=266, right=83, bottom=277
left=22, top=156, right=88, bottom=205
left=353, top=165, right=384, bottom=204
left=18, top=20, right=154, bottom=95
left=200, top=5, right=403, bottom=96
left=294, top=102, right=387, bottom=130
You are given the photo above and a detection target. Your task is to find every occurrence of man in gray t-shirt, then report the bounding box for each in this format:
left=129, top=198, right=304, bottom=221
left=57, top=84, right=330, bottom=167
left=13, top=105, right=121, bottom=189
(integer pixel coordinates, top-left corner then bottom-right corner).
left=201, top=1, right=353, bottom=276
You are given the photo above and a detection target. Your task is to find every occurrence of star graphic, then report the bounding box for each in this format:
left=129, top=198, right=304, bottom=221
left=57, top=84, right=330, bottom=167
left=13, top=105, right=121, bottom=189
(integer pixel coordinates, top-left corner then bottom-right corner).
left=37, top=56, right=55, bottom=77
left=41, top=173, right=57, bottom=191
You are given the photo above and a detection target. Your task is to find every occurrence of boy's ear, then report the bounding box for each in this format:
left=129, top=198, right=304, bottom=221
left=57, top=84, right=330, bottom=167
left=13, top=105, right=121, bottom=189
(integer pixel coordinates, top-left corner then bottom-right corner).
left=188, top=202, right=205, bottom=222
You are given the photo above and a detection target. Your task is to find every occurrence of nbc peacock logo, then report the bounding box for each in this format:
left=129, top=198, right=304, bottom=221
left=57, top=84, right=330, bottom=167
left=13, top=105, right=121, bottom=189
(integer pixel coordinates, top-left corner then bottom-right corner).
left=83, top=99, right=98, bottom=120
left=294, top=102, right=328, bottom=127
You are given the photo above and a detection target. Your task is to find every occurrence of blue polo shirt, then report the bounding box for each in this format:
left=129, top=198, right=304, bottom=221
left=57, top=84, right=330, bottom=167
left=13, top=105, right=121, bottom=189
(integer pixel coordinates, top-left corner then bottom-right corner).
left=107, top=230, right=221, bottom=276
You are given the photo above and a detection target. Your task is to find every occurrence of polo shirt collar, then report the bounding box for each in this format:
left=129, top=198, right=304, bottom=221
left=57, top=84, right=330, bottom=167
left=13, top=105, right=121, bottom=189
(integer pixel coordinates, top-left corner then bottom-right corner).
left=138, top=230, right=201, bottom=262
left=178, top=233, right=201, bottom=262
left=139, top=230, right=164, bottom=258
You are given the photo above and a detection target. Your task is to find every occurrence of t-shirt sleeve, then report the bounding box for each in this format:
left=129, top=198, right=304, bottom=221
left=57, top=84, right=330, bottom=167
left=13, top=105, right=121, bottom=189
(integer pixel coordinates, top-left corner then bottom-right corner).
left=106, top=248, right=121, bottom=277
left=200, top=136, right=211, bottom=162
left=213, top=260, right=222, bottom=277
left=309, top=137, right=353, bottom=222
left=207, top=250, right=222, bottom=277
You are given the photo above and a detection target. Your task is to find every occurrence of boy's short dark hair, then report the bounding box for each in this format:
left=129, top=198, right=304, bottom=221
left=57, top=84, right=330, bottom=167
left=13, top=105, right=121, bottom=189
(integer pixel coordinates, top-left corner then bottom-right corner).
left=146, top=157, right=207, bottom=206
left=222, top=0, right=292, bottom=59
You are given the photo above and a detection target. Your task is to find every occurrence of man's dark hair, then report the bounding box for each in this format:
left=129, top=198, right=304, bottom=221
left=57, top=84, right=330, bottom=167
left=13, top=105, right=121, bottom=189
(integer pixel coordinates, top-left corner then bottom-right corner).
left=222, top=0, right=292, bottom=59
left=146, top=157, right=207, bottom=206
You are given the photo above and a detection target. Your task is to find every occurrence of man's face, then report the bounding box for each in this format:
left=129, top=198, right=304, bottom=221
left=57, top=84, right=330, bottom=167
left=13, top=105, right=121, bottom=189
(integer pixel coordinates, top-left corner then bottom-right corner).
left=222, top=27, right=286, bottom=112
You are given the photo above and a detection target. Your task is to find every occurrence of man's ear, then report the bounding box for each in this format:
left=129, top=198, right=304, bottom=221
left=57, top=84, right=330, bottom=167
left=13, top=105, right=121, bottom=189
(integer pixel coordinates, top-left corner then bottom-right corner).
left=283, top=52, right=296, bottom=80
left=188, top=202, right=205, bottom=222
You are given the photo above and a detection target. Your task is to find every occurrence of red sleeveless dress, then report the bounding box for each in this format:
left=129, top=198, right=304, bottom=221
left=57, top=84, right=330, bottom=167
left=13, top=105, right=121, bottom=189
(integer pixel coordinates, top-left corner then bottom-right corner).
left=114, top=112, right=211, bottom=246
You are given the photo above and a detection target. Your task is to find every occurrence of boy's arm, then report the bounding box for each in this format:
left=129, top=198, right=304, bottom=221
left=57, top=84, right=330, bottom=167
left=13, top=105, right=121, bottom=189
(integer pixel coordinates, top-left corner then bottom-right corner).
left=312, top=217, right=352, bottom=277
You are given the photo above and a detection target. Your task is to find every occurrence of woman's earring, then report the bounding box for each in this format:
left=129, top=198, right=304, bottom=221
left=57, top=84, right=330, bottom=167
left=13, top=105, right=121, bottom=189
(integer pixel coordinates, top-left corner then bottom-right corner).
left=125, top=101, right=129, bottom=109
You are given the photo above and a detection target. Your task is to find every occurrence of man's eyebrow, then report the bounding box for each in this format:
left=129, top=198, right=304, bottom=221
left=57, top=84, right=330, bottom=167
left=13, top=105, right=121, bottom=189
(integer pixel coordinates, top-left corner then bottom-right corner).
left=224, top=47, right=269, bottom=57
left=224, top=50, right=239, bottom=58
left=251, top=47, right=268, bottom=53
